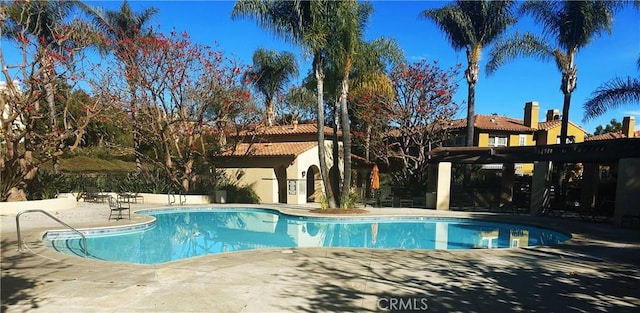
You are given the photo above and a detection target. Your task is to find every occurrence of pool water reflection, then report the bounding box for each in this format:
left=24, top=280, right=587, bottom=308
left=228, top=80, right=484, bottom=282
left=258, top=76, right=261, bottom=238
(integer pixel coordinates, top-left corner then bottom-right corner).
left=45, top=208, right=570, bottom=265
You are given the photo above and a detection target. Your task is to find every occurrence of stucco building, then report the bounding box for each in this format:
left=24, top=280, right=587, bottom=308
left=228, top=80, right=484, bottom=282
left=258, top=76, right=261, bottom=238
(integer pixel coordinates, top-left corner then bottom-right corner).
left=445, top=101, right=587, bottom=175
left=214, top=122, right=341, bottom=205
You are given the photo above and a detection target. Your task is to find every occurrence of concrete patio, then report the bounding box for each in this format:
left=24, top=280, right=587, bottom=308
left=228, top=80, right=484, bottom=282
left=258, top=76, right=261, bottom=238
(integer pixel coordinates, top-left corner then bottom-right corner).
left=2, top=202, right=639, bottom=312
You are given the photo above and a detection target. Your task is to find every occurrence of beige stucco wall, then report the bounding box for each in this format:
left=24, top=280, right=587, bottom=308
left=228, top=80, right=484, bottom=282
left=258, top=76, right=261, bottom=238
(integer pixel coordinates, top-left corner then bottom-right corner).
left=221, top=140, right=338, bottom=205
left=285, top=141, right=340, bottom=205
left=0, top=193, right=78, bottom=215
left=287, top=145, right=321, bottom=205
left=614, top=158, right=640, bottom=225
left=223, top=168, right=278, bottom=204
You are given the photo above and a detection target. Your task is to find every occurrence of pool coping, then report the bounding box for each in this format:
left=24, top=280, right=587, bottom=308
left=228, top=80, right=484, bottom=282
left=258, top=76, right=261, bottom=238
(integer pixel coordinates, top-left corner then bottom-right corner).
left=3, top=202, right=640, bottom=312
left=41, top=204, right=574, bottom=245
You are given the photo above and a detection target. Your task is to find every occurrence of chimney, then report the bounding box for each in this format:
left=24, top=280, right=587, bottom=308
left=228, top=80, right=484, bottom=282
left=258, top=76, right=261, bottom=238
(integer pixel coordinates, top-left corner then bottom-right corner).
left=292, top=119, right=298, bottom=131
left=622, top=116, right=635, bottom=138
left=546, top=109, right=560, bottom=122
left=524, top=101, right=539, bottom=129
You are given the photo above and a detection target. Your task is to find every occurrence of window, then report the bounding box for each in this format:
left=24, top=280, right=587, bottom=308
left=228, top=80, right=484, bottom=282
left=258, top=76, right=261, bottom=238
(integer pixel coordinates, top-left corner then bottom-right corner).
left=556, top=135, right=575, bottom=144
left=488, top=136, right=507, bottom=147
left=481, top=236, right=498, bottom=249
left=519, top=135, right=527, bottom=146
left=511, top=239, right=520, bottom=248
left=444, top=135, right=466, bottom=147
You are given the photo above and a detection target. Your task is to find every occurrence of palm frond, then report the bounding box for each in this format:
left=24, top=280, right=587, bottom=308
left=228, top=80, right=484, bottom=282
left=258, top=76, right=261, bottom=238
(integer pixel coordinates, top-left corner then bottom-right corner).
left=325, top=0, right=368, bottom=74
left=552, top=49, right=570, bottom=72
left=421, top=4, right=473, bottom=51
left=366, top=37, right=405, bottom=70
left=422, top=0, right=517, bottom=54
left=583, top=77, right=640, bottom=121
left=76, top=1, right=110, bottom=32
left=78, top=0, right=157, bottom=49
left=483, top=0, right=518, bottom=43
left=486, top=32, right=554, bottom=75
left=560, top=1, right=616, bottom=50
left=246, top=48, right=298, bottom=101
left=519, top=0, right=561, bottom=39
left=232, top=0, right=303, bottom=46
left=521, top=0, right=619, bottom=52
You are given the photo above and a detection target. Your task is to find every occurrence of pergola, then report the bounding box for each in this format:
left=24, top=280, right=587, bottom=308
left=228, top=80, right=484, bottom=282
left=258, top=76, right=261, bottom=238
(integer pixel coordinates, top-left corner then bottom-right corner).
left=426, top=138, right=640, bottom=225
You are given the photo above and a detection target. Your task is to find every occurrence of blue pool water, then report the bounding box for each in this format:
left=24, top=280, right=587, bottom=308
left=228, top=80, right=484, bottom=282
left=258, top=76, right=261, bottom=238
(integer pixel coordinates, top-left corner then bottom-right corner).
left=44, top=208, right=570, bottom=265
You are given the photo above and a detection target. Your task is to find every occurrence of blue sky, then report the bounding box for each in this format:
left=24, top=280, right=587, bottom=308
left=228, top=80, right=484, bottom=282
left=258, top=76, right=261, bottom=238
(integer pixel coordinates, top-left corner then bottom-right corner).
left=9, top=1, right=640, bottom=133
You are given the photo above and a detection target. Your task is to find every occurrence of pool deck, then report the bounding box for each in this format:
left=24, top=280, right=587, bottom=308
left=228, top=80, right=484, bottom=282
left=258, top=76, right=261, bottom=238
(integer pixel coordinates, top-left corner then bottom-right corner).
left=2, top=202, right=640, bottom=312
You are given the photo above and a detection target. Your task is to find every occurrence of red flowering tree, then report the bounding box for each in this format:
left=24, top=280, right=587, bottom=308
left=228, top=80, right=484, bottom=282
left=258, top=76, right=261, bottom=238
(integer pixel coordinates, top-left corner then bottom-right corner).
left=118, top=30, right=258, bottom=193
left=349, top=72, right=395, bottom=162
left=385, top=60, right=462, bottom=173
left=0, top=2, right=110, bottom=201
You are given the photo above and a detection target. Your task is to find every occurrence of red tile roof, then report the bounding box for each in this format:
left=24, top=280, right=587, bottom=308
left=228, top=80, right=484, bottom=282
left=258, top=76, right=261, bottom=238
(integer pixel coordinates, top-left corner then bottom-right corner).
left=537, top=119, right=587, bottom=133
left=234, top=123, right=339, bottom=137
left=222, top=141, right=317, bottom=157
left=448, top=115, right=536, bottom=132
left=585, top=132, right=628, bottom=141
left=448, top=115, right=586, bottom=133
left=537, top=120, right=562, bottom=130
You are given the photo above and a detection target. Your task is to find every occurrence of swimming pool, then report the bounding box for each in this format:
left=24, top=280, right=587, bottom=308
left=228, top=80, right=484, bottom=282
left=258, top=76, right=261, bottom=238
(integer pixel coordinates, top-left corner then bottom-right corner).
left=44, top=208, right=570, bottom=265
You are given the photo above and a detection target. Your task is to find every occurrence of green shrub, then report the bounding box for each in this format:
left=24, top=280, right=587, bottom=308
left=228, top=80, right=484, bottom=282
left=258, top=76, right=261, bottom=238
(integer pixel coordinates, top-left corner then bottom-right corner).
left=341, top=191, right=360, bottom=209
left=26, top=171, right=68, bottom=200
left=219, top=183, right=261, bottom=204
left=119, top=170, right=172, bottom=194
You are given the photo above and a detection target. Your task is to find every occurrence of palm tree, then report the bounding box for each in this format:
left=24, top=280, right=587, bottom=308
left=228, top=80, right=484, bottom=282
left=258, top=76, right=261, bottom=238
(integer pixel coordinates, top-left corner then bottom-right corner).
left=583, top=56, right=640, bottom=121
left=245, top=48, right=298, bottom=126
left=232, top=0, right=338, bottom=207
left=349, top=38, right=404, bottom=163
left=487, top=0, right=621, bottom=145
left=281, top=85, right=316, bottom=124
left=327, top=0, right=373, bottom=205
left=81, top=1, right=157, bottom=174
left=422, top=0, right=517, bottom=147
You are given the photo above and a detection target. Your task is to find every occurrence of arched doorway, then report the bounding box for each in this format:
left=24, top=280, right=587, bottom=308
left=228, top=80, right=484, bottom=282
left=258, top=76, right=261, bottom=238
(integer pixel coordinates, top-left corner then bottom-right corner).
left=275, top=165, right=287, bottom=203
left=306, top=165, right=321, bottom=202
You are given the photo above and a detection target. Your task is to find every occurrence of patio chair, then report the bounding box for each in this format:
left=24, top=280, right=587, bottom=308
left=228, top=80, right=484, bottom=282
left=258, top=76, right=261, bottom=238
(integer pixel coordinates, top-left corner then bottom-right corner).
left=378, top=187, right=394, bottom=207
left=108, top=196, right=131, bottom=220
left=82, top=185, right=109, bottom=203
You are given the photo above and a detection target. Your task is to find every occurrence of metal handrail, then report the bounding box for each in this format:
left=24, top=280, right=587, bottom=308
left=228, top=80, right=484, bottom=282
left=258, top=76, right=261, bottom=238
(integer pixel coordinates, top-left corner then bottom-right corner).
left=168, top=190, right=174, bottom=205
left=16, top=209, right=88, bottom=257
left=167, top=190, right=186, bottom=205
left=179, top=191, right=186, bottom=205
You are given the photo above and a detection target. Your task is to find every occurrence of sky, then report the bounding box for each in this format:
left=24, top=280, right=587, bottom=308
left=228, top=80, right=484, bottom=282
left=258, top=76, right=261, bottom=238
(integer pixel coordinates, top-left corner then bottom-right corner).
left=6, top=1, right=640, bottom=134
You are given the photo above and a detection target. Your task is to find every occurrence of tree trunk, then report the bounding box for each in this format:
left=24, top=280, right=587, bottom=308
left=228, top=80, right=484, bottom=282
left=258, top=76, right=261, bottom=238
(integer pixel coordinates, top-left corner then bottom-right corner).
left=464, top=60, right=479, bottom=185
left=182, top=158, right=193, bottom=193
left=557, top=60, right=577, bottom=207
left=314, top=54, right=337, bottom=208
left=266, top=98, right=274, bottom=126
left=340, top=76, right=352, bottom=207
left=464, top=64, right=478, bottom=146
left=43, top=55, right=59, bottom=174
left=332, top=104, right=341, bottom=207
left=365, top=124, right=371, bottom=161
left=46, top=81, right=59, bottom=174
left=126, top=66, right=142, bottom=175
left=559, top=65, right=577, bottom=145
left=560, top=92, right=572, bottom=145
